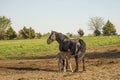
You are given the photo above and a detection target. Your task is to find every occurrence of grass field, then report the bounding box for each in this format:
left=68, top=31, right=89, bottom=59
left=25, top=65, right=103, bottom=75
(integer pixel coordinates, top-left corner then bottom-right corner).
left=0, top=35, right=120, bottom=59
left=0, top=36, right=120, bottom=80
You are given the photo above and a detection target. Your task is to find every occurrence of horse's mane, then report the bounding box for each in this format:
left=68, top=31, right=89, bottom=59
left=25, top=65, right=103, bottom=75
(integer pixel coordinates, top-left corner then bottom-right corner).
left=57, top=32, right=69, bottom=40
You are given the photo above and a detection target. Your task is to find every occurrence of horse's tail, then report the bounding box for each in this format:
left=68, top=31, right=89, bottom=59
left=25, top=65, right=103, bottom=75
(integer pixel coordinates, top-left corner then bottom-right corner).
left=79, top=39, right=86, bottom=53
left=75, top=42, right=81, bottom=53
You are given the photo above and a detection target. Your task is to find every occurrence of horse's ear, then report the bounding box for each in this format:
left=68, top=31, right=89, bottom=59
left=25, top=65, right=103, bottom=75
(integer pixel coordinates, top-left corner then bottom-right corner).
left=51, top=30, right=56, bottom=33
left=51, top=30, right=55, bottom=33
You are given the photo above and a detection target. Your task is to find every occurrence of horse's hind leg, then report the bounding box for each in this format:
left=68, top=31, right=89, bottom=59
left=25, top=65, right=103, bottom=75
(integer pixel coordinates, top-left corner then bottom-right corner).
left=78, top=52, right=86, bottom=72
left=66, top=59, right=69, bottom=69
left=74, top=55, right=79, bottom=72
left=82, top=56, right=86, bottom=71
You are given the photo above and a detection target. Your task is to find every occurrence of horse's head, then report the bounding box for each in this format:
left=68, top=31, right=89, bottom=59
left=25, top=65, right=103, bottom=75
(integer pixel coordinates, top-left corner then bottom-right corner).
left=47, top=31, right=57, bottom=44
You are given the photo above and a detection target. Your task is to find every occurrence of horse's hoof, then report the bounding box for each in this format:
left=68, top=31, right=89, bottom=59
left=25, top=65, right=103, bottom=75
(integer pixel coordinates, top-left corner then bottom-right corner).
left=71, top=70, right=74, bottom=73
left=59, top=71, right=63, bottom=72
left=74, top=69, right=79, bottom=72
left=83, top=69, right=86, bottom=72
left=59, top=69, right=64, bottom=72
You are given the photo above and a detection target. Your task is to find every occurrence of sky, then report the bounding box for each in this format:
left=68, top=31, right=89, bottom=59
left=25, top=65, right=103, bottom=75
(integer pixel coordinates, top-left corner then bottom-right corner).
left=0, top=0, right=120, bottom=35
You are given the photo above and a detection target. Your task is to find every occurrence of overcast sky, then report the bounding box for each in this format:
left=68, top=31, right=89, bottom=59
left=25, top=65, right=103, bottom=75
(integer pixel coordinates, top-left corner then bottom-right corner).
left=0, top=0, right=120, bottom=35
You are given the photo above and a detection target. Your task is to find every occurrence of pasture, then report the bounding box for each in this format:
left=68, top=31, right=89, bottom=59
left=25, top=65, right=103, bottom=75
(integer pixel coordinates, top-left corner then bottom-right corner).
left=0, top=35, right=120, bottom=80
left=0, top=35, right=120, bottom=59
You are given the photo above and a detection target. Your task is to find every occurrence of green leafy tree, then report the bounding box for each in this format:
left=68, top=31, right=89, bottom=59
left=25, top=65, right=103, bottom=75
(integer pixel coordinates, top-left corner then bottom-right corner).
left=78, top=28, right=84, bottom=37
left=0, top=16, right=11, bottom=39
left=36, top=32, right=42, bottom=39
left=5, top=27, right=17, bottom=40
left=19, top=27, right=28, bottom=39
left=19, top=27, right=35, bottom=39
left=66, top=32, right=72, bottom=37
left=88, top=17, right=104, bottom=36
left=29, top=27, right=35, bottom=39
left=42, top=32, right=50, bottom=37
left=102, top=20, right=117, bottom=36
left=94, top=29, right=101, bottom=36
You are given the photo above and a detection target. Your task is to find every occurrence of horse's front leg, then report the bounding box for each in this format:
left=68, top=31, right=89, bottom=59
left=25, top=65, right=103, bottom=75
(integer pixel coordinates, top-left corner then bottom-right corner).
left=74, top=55, right=79, bottom=72
left=61, top=59, right=65, bottom=72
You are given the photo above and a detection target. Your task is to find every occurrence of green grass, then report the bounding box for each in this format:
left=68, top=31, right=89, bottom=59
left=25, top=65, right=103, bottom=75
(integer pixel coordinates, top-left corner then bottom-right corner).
left=81, top=36, right=120, bottom=48
left=0, top=36, right=120, bottom=59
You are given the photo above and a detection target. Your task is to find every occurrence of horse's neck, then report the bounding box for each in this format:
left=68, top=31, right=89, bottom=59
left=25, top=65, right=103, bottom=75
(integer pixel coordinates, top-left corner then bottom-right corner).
left=56, top=37, right=64, bottom=44
left=56, top=33, right=68, bottom=44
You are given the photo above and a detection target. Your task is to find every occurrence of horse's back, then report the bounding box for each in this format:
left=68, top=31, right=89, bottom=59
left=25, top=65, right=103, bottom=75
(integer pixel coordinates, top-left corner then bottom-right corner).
left=70, top=38, right=86, bottom=53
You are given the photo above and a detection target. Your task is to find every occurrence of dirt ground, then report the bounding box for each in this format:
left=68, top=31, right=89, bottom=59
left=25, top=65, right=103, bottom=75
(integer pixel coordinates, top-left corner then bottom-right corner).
left=0, top=45, right=120, bottom=80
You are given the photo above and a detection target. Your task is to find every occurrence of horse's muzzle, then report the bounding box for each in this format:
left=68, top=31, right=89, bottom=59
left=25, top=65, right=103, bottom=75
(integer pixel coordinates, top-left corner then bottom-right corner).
left=47, top=39, right=52, bottom=44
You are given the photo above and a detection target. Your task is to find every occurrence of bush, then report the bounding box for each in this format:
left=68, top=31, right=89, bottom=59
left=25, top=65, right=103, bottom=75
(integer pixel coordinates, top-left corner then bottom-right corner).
left=5, top=27, right=17, bottom=40
left=18, top=27, right=35, bottom=39
left=94, top=30, right=101, bottom=36
left=78, top=29, right=84, bottom=37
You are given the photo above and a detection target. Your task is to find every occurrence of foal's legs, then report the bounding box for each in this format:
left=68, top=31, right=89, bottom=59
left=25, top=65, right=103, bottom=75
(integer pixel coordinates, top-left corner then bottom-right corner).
left=58, top=57, right=61, bottom=72
left=58, top=57, right=64, bottom=72
left=64, top=58, right=66, bottom=72
left=69, top=59, right=73, bottom=72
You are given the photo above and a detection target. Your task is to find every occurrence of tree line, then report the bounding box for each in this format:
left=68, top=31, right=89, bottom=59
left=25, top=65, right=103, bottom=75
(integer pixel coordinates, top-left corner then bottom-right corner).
left=0, top=16, right=42, bottom=40
left=77, top=17, right=117, bottom=37
left=88, top=17, right=117, bottom=36
left=0, top=16, right=118, bottom=40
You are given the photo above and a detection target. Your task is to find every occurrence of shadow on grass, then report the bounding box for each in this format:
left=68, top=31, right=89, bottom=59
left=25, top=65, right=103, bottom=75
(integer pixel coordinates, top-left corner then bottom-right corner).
left=8, top=49, right=120, bottom=60
left=86, top=49, right=120, bottom=59
left=0, top=66, right=58, bottom=72
left=8, top=55, right=56, bottom=60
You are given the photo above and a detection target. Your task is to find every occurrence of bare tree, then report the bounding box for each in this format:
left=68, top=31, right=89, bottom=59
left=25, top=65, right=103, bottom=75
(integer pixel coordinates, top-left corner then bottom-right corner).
left=88, top=17, right=104, bottom=36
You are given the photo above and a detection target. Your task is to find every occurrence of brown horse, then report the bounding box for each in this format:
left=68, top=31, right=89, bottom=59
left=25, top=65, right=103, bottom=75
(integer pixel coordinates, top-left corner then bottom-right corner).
left=47, top=31, right=86, bottom=72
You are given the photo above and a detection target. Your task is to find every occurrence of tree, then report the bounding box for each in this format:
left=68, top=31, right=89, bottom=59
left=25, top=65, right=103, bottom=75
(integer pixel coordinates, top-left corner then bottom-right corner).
left=5, top=27, right=17, bottom=40
left=19, top=27, right=35, bottom=39
left=66, top=32, right=72, bottom=37
left=19, top=27, right=27, bottom=39
left=0, top=16, right=11, bottom=39
left=29, top=27, right=35, bottom=39
left=78, top=28, right=84, bottom=37
left=102, top=20, right=117, bottom=36
left=88, top=17, right=104, bottom=36
left=36, top=32, right=42, bottom=39
left=94, top=29, right=101, bottom=36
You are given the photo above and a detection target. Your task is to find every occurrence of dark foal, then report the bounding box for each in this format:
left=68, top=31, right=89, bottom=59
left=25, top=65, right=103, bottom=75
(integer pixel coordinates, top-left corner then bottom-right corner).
left=56, top=51, right=73, bottom=72
left=47, top=31, right=86, bottom=72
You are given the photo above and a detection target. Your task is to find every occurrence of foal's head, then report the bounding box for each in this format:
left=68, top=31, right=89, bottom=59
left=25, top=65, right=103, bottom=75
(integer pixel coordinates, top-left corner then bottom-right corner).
left=47, top=31, right=57, bottom=44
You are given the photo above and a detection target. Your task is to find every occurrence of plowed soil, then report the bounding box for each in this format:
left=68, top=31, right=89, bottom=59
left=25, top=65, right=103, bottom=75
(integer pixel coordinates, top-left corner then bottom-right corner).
left=0, top=45, right=120, bottom=80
